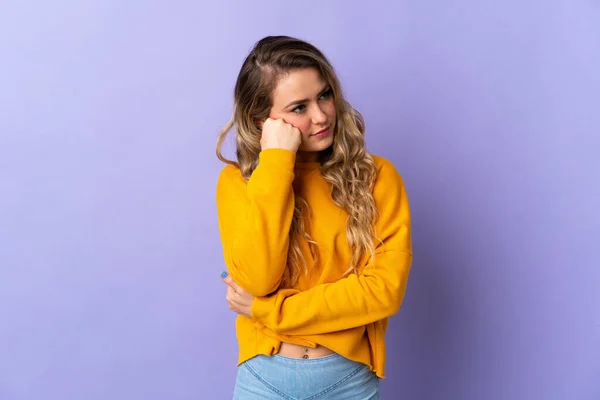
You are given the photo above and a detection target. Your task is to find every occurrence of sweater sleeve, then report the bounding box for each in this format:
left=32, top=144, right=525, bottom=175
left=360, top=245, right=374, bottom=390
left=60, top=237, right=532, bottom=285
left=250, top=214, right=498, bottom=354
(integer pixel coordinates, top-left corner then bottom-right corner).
left=216, top=149, right=296, bottom=297
left=251, top=159, right=412, bottom=335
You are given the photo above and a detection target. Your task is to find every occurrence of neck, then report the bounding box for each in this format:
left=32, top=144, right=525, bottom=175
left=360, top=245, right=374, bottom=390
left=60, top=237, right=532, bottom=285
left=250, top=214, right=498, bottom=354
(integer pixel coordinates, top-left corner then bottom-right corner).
left=296, top=150, right=318, bottom=163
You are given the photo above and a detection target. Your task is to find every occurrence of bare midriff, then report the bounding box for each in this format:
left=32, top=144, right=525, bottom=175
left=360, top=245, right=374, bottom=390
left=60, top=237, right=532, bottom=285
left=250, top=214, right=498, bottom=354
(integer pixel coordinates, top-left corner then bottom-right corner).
left=278, top=342, right=335, bottom=359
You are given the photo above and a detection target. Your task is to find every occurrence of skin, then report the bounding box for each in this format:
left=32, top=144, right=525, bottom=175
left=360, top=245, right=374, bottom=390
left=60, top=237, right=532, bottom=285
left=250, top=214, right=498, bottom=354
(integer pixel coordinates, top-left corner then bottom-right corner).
left=222, top=272, right=252, bottom=318
left=261, top=67, right=337, bottom=162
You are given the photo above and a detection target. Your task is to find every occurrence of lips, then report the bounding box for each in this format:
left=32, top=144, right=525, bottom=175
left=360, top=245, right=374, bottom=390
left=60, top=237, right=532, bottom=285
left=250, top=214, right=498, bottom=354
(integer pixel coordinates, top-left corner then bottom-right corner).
left=311, top=126, right=330, bottom=136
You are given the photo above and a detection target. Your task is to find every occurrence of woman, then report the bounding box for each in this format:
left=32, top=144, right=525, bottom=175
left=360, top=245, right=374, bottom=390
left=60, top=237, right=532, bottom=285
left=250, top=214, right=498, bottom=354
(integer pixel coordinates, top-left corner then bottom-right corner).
left=215, top=36, right=412, bottom=399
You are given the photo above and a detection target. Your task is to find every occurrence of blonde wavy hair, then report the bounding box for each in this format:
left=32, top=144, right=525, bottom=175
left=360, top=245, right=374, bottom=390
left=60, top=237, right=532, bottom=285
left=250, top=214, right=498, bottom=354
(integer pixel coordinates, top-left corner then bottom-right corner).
left=216, top=36, right=379, bottom=288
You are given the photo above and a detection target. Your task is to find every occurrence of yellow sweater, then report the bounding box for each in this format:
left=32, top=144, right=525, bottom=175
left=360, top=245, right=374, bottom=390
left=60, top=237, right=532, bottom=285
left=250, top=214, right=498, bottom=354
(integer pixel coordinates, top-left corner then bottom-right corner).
left=216, top=149, right=412, bottom=378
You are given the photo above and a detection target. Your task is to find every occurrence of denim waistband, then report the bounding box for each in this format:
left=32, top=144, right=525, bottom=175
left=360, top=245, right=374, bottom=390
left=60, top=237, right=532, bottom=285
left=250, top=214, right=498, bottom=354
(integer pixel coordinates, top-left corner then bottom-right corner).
left=233, top=354, right=380, bottom=399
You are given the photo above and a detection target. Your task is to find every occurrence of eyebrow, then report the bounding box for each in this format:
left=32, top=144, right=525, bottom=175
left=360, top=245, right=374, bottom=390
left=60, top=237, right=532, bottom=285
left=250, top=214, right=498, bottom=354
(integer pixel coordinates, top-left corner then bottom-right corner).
left=283, top=85, right=331, bottom=109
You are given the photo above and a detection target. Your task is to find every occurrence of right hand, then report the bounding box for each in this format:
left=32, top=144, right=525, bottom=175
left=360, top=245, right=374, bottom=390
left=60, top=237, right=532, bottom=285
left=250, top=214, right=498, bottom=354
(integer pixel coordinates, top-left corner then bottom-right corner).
left=259, top=118, right=302, bottom=152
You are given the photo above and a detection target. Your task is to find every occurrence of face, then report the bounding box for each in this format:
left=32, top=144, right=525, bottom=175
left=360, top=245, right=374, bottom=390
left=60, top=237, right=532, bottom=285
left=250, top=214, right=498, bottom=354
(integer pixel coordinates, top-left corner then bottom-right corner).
left=268, top=68, right=336, bottom=162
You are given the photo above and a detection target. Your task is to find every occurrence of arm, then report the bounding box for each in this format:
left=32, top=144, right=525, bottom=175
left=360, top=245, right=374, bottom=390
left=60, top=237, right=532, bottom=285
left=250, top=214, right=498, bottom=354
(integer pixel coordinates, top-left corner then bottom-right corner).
left=251, top=160, right=412, bottom=335
left=216, top=149, right=296, bottom=296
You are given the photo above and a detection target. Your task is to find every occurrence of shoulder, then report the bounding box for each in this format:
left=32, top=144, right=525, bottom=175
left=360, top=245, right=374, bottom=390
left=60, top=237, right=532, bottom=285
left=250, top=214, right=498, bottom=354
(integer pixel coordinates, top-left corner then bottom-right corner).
left=218, top=164, right=243, bottom=181
left=217, top=164, right=246, bottom=193
left=369, top=155, right=411, bottom=226
left=370, top=154, right=405, bottom=188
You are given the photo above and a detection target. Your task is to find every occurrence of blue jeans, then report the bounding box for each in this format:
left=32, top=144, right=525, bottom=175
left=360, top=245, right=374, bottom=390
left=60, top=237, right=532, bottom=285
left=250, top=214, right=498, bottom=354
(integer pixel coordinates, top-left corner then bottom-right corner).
left=233, top=353, right=381, bottom=399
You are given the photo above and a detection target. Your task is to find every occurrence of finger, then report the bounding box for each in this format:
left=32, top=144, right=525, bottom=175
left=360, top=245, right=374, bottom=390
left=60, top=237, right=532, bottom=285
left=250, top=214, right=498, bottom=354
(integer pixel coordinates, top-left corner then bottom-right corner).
left=220, top=271, right=244, bottom=293
left=226, top=286, right=237, bottom=302
left=229, top=279, right=244, bottom=294
left=220, top=271, right=236, bottom=289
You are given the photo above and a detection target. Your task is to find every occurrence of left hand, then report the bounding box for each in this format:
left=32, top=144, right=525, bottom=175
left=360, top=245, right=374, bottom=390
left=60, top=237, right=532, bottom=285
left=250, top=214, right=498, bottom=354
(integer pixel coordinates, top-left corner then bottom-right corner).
left=221, top=271, right=254, bottom=318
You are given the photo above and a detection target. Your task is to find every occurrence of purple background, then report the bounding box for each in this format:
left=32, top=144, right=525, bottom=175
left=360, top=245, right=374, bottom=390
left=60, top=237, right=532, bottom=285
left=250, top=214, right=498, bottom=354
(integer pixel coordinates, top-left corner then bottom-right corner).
left=1, top=1, right=599, bottom=399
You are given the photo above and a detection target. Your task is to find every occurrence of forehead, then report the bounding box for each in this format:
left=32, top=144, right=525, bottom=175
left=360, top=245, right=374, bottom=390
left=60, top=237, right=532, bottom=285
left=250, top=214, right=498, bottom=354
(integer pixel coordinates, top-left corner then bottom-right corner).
left=272, top=68, right=327, bottom=105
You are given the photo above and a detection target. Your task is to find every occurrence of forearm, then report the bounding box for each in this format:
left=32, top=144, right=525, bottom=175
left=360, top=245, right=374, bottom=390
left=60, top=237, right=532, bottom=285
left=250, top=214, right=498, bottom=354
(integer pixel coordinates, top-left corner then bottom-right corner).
left=252, top=250, right=412, bottom=335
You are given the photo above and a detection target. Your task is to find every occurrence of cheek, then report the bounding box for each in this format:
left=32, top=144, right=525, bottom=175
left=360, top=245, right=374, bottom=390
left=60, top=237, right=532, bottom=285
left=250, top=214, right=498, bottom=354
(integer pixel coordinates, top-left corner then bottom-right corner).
left=325, top=101, right=337, bottom=120
left=271, top=113, right=311, bottom=135
left=294, top=118, right=312, bottom=135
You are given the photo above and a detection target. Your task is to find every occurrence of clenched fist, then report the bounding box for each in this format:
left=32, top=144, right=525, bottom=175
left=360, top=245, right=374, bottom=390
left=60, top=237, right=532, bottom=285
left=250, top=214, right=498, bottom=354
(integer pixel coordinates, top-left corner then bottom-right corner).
left=260, top=118, right=302, bottom=152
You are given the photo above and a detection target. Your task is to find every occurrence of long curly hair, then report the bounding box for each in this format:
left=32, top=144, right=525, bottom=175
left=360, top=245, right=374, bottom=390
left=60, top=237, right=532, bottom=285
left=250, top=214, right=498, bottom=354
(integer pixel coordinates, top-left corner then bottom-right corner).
left=216, top=36, right=379, bottom=288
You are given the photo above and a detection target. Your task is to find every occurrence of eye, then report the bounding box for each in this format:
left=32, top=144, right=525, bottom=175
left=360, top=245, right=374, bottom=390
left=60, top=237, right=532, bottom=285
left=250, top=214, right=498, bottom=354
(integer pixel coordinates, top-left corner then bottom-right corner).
left=292, top=104, right=306, bottom=114
left=319, top=89, right=333, bottom=100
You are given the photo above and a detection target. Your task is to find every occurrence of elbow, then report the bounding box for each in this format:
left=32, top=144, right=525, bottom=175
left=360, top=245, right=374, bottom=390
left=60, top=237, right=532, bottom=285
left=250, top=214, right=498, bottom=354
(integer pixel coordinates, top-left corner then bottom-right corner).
left=378, top=267, right=410, bottom=317
left=386, top=286, right=407, bottom=317
left=228, top=255, right=285, bottom=297
left=377, top=294, right=402, bottom=319
left=387, top=294, right=403, bottom=316
left=241, top=274, right=282, bottom=297
left=379, top=280, right=407, bottom=317
left=227, top=267, right=282, bottom=297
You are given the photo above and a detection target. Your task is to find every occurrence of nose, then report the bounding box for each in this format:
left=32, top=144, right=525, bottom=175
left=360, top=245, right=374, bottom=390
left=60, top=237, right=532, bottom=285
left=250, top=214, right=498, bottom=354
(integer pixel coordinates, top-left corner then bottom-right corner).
left=311, top=104, right=327, bottom=125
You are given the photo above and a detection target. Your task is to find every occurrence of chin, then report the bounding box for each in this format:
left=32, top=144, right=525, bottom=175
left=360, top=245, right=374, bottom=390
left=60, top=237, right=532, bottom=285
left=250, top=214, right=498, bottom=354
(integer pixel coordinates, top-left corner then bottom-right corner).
left=304, top=136, right=334, bottom=152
